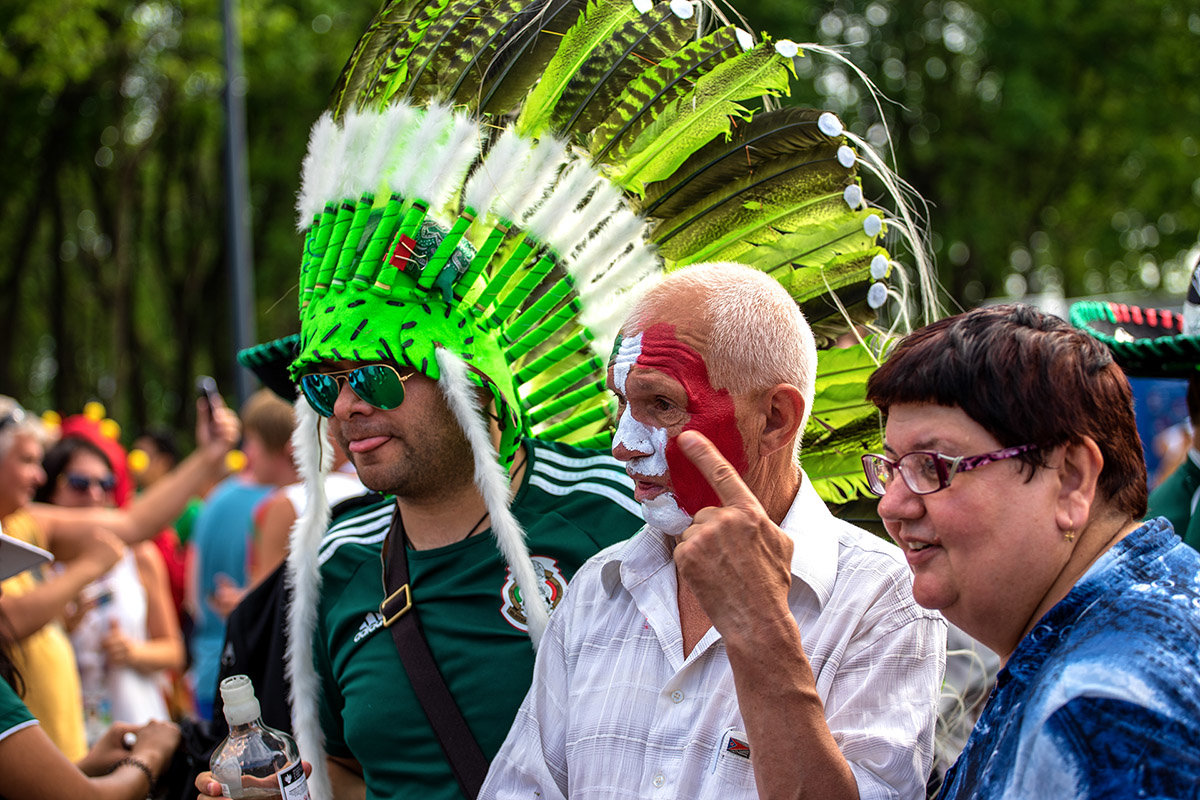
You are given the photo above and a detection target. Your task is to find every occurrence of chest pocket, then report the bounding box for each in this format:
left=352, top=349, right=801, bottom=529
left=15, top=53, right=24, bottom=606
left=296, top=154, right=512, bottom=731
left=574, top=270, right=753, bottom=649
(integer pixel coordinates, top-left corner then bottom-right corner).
left=711, top=728, right=756, bottom=792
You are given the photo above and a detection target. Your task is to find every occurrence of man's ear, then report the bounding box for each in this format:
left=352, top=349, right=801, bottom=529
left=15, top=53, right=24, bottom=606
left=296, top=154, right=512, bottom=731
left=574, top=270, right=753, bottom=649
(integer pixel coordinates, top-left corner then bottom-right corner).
left=1055, top=437, right=1103, bottom=531
left=757, top=384, right=805, bottom=459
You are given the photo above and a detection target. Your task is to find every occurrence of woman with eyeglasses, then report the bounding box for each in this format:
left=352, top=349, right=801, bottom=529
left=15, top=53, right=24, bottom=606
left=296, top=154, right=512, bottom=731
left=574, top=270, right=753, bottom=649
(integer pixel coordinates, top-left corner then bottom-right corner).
left=0, top=395, right=237, bottom=759
left=862, top=303, right=1200, bottom=799
left=35, top=437, right=184, bottom=745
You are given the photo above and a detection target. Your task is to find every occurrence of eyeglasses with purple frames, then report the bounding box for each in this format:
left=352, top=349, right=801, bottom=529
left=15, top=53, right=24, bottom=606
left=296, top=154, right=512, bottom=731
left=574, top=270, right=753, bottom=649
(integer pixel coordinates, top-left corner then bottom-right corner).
left=861, top=443, right=1039, bottom=497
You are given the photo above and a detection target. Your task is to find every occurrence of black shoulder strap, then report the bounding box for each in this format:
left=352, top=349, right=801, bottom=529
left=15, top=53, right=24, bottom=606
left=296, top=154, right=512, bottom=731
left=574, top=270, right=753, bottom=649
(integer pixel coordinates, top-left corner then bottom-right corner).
left=380, top=509, right=489, bottom=799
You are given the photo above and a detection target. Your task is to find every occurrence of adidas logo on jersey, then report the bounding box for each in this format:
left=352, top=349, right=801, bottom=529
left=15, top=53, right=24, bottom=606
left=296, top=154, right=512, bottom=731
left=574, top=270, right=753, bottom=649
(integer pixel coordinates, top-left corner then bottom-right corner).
left=354, top=611, right=385, bottom=642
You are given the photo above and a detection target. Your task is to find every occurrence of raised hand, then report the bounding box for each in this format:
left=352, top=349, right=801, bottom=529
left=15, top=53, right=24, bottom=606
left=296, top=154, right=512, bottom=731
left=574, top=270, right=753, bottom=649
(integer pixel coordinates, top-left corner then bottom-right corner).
left=672, top=431, right=794, bottom=639
left=195, top=393, right=241, bottom=466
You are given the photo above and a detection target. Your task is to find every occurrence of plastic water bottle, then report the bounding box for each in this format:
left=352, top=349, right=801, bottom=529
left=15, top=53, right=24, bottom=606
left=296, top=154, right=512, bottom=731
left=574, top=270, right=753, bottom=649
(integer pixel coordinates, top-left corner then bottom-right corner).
left=209, top=675, right=310, bottom=799
left=79, top=585, right=114, bottom=746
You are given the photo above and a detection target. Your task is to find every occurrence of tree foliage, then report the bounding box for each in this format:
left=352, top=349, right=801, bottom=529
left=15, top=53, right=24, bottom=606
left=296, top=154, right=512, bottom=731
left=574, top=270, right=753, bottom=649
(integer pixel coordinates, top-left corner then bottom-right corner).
left=738, top=0, right=1200, bottom=308
left=0, top=0, right=371, bottom=432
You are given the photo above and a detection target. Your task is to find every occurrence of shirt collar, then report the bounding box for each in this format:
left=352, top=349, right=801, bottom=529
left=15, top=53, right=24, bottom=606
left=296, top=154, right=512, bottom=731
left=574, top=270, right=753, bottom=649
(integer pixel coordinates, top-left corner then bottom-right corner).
left=782, top=470, right=839, bottom=608
left=599, top=470, right=840, bottom=608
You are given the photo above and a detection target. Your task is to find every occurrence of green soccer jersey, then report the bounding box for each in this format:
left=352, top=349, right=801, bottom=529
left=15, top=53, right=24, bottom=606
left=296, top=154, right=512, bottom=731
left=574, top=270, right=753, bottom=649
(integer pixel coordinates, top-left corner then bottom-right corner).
left=0, top=677, right=35, bottom=745
left=1148, top=450, right=1200, bottom=550
left=313, top=439, right=641, bottom=800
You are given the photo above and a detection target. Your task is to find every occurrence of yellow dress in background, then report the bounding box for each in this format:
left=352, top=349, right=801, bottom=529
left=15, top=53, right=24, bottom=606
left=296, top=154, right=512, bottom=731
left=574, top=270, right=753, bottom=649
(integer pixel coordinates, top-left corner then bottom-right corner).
left=1, top=509, right=87, bottom=760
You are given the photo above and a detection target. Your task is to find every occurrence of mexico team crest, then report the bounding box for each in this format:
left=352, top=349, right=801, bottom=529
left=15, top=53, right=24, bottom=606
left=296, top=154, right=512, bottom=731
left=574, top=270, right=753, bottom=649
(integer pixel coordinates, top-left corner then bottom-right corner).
left=500, top=556, right=567, bottom=632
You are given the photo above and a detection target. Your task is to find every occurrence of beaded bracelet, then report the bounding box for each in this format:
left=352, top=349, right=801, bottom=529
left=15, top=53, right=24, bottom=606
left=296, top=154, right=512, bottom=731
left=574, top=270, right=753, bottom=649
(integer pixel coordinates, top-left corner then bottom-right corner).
left=116, top=756, right=155, bottom=795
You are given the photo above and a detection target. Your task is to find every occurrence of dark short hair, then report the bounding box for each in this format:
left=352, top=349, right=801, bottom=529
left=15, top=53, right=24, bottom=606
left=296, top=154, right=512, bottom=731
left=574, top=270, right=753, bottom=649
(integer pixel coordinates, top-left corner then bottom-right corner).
left=35, top=436, right=115, bottom=504
left=136, top=427, right=179, bottom=464
left=866, top=303, right=1148, bottom=519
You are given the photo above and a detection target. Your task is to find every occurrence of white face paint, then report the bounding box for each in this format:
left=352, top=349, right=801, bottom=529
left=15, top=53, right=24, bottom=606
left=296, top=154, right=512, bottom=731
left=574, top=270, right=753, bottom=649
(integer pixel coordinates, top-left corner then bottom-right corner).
left=611, top=331, right=693, bottom=536
left=641, top=492, right=693, bottom=538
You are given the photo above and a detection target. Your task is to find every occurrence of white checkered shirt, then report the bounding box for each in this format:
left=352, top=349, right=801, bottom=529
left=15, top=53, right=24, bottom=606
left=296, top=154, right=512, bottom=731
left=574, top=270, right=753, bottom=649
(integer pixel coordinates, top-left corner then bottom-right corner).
left=481, top=471, right=946, bottom=800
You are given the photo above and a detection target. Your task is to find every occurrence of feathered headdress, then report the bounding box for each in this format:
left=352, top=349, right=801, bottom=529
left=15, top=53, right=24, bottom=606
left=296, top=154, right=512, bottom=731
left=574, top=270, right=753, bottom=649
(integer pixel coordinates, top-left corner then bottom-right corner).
left=286, top=1, right=937, bottom=794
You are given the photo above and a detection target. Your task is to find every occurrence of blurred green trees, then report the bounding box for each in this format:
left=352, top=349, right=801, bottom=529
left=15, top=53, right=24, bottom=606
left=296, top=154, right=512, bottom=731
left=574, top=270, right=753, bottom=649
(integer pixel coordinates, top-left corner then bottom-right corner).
left=739, top=0, right=1200, bottom=307
left=0, top=0, right=1197, bottom=434
left=0, top=0, right=371, bottom=430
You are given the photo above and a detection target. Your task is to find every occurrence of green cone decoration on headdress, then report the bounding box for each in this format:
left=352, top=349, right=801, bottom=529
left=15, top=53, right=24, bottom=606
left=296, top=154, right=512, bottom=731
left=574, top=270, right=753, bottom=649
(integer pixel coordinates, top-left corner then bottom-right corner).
left=289, top=0, right=935, bottom=480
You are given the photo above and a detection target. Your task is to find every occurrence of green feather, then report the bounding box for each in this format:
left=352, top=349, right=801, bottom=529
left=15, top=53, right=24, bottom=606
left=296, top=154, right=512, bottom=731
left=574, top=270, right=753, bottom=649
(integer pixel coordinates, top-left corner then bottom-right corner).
left=590, top=25, right=741, bottom=164
left=515, top=0, right=641, bottom=137
left=652, top=151, right=849, bottom=259
left=606, top=40, right=794, bottom=194
left=743, top=212, right=879, bottom=278
left=802, top=339, right=889, bottom=503
left=477, top=0, right=588, bottom=114
left=330, top=0, right=436, bottom=117
left=406, top=0, right=527, bottom=104
left=549, top=2, right=696, bottom=138
left=658, top=187, right=850, bottom=264
left=362, top=0, right=454, bottom=109
left=642, top=107, right=832, bottom=217
left=437, top=0, right=530, bottom=106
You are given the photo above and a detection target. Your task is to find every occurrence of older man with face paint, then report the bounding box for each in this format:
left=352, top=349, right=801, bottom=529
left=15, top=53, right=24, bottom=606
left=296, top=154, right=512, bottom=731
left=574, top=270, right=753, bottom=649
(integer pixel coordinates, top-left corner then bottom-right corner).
left=481, top=263, right=946, bottom=800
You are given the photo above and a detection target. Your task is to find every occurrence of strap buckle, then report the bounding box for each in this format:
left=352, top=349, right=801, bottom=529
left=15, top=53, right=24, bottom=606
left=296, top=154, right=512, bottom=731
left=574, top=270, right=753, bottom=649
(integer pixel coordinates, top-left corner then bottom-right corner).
left=380, top=583, right=412, bottom=626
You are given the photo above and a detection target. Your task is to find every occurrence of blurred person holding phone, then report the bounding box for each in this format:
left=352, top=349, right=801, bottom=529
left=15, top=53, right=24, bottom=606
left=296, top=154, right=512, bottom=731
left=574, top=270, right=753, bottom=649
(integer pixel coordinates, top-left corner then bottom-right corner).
left=0, top=394, right=237, bottom=758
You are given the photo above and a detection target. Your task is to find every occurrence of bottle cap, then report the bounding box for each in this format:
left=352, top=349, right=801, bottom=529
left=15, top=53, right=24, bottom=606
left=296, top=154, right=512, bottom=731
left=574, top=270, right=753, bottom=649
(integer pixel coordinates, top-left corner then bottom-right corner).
left=220, top=674, right=261, bottom=726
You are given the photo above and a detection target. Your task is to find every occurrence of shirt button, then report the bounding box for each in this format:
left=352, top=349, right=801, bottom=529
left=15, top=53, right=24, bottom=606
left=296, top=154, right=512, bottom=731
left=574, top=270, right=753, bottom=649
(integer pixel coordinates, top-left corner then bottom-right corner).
left=652, top=774, right=665, bottom=788
left=670, top=690, right=684, bottom=704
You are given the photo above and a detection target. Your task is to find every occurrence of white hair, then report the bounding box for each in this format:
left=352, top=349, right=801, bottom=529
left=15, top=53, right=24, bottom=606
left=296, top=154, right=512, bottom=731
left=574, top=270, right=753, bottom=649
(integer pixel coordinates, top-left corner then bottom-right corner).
left=0, top=396, right=49, bottom=459
left=626, top=263, right=818, bottom=437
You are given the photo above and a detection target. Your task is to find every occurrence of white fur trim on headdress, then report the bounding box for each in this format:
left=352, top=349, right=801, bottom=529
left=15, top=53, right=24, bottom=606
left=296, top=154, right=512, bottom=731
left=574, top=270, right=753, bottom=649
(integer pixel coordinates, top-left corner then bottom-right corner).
left=285, top=396, right=335, bottom=799
left=435, top=348, right=550, bottom=646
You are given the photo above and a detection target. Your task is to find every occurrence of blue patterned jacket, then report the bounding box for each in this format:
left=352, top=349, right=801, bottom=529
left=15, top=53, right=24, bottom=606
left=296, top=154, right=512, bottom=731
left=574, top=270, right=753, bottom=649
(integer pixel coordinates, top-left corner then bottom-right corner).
left=939, top=517, right=1200, bottom=799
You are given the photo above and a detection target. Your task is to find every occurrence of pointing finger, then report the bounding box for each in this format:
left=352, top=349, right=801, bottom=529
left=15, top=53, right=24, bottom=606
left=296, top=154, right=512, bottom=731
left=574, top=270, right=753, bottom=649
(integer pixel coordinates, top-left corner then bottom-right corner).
left=677, top=430, right=760, bottom=510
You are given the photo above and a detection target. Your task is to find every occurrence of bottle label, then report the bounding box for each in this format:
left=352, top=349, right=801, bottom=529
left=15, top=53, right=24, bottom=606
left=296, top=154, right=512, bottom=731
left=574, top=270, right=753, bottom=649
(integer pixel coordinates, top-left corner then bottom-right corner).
left=277, top=761, right=310, bottom=800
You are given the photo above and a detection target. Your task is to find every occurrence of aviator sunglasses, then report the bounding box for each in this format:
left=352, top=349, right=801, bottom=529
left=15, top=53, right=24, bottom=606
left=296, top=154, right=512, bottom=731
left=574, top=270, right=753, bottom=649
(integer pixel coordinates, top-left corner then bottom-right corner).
left=299, top=363, right=415, bottom=417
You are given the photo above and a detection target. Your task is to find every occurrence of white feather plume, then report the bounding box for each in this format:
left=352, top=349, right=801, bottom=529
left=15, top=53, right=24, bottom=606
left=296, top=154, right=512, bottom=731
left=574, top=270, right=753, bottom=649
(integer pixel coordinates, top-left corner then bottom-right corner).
left=421, top=111, right=483, bottom=213
left=338, top=111, right=384, bottom=198
left=395, top=104, right=453, bottom=202
left=544, top=178, right=623, bottom=258
left=349, top=110, right=401, bottom=200
left=435, top=348, right=550, bottom=646
left=568, top=211, right=649, bottom=286
left=462, top=130, right=530, bottom=216
left=585, top=243, right=659, bottom=304
left=285, top=398, right=335, bottom=800
left=378, top=103, right=421, bottom=196
left=297, top=113, right=338, bottom=230
left=504, top=137, right=569, bottom=224
left=525, top=160, right=600, bottom=244
left=579, top=284, right=649, bottom=357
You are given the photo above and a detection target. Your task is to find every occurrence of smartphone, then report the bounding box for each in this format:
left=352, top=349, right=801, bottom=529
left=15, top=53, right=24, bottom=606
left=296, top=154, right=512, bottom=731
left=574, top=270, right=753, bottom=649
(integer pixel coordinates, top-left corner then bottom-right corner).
left=196, top=375, right=220, bottom=422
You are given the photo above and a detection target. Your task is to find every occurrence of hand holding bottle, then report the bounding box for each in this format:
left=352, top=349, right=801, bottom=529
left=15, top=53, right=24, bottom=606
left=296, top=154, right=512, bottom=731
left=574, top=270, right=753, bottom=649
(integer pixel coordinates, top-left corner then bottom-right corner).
left=208, top=675, right=311, bottom=799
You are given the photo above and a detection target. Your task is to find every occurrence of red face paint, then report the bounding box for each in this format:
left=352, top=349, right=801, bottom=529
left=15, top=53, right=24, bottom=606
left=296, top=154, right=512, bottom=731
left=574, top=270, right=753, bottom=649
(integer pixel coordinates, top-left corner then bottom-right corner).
left=636, top=323, right=747, bottom=515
